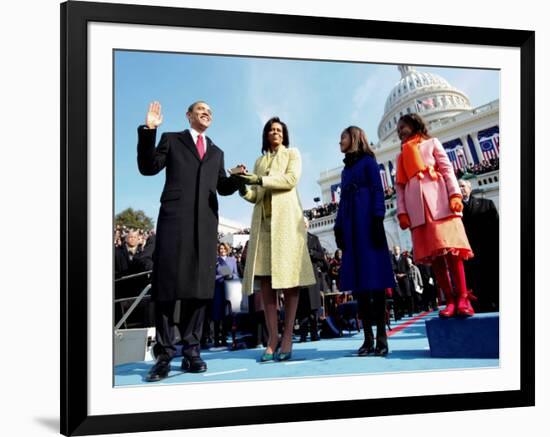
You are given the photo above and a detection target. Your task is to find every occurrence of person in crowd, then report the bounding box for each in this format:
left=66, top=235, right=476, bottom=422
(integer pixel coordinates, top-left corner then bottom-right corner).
left=115, top=229, right=153, bottom=278
left=391, top=245, right=414, bottom=317
left=234, top=251, right=245, bottom=278
left=417, top=262, right=439, bottom=312
left=388, top=267, right=404, bottom=321
left=459, top=178, right=499, bottom=312
left=394, top=114, right=474, bottom=318
left=212, top=242, right=240, bottom=346
left=333, top=126, right=395, bottom=357
left=137, top=100, right=240, bottom=381
left=114, top=228, right=123, bottom=248
left=406, top=255, right=423, bottom=313
left=297, top=217, right=327, bottom=342
left=234, top=117, right=315, bottom=362
left=329, top=249, right=343, bottom=291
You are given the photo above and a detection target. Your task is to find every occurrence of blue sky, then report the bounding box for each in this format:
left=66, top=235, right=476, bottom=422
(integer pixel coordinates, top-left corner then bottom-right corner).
left=114, top=50, right=499, bottom=227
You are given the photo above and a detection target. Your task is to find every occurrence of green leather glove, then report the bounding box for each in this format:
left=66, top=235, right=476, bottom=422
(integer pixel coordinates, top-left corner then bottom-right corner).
left=235, top=173, right=262, bottom=185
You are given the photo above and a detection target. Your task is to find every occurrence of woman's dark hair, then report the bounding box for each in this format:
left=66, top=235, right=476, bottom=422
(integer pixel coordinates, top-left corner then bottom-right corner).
left=262, top=117, right=290, bottom=154
left=218, top=242, right=230, bottom=253
left=397, top=113, right=430, bottom=139
left=342, top=126, right=375, bottom=158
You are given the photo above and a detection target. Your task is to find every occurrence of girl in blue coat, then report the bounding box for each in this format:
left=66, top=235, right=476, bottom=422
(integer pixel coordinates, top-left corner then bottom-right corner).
left=334, top=126, right=396, bottom=356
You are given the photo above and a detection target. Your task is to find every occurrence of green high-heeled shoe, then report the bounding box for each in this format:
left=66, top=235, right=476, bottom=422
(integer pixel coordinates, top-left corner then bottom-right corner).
left=260, top=351, right=275, bottom=362
left=276, top=351, right=292, bottom=361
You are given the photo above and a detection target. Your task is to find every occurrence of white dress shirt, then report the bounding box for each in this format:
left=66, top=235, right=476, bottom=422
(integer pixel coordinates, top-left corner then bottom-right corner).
left=189, top=128, right=208, bottom=152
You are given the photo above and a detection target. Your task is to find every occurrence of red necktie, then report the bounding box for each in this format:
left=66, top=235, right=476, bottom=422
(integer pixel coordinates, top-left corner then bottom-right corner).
left=196, top=134, right=205, bottom=160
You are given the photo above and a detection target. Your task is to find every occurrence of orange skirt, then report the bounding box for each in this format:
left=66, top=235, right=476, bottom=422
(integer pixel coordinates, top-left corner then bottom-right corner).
left=411, top=202, right=474, bottom=264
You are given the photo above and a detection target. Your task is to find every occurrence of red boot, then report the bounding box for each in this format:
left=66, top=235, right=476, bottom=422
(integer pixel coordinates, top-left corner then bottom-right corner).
left=456, top=290, right=476, bottom=317
left=446, top=255, right=475, bottom=317
left=439, top=290, right=456, bottom=318
left=432, top=256, right=456, bottom=318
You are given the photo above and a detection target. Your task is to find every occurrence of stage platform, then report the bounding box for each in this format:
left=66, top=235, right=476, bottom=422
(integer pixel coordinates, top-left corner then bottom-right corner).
left=114, top=310, right=499, bottom=387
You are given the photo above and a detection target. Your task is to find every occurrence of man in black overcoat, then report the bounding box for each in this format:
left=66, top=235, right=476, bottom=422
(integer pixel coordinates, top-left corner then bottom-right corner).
left=391, top=245, right=413, bottom=317
left=297, top=218, right=327, bottom=342
left=459, top=179, right=499, bottom=312
left=137, top=101, right=239, bottom=381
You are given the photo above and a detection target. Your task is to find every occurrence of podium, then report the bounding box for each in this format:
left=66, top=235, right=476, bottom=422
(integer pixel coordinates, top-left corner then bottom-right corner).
left=425, top=312, right=499, bottom=358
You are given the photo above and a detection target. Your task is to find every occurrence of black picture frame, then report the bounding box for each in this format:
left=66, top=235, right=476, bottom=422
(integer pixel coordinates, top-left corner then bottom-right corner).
left=61, top=1, right=535, bottom=435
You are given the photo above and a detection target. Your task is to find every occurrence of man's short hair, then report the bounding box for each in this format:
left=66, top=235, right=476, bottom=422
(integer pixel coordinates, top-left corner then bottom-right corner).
left=187, top=101, right=207, bottom=113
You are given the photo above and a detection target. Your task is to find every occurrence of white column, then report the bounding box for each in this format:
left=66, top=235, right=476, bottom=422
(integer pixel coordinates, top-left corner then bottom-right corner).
left=460, top=135, right=474, bottom=165
left=471, top=132, right=484, bottom=163
left=385, top=163, right=393, bottom=188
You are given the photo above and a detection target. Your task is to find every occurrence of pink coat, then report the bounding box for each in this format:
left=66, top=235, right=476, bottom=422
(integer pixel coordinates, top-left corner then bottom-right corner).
left=395, top=137, right=462, bottom=229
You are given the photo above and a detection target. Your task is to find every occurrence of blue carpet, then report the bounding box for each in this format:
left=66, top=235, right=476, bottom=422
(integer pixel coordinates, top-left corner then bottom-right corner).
left=114, top=311, right=499, bottom=386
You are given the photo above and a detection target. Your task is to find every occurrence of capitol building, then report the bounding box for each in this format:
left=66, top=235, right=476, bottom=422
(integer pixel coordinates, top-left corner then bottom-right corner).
left=309, top=65, right=500, bottom=253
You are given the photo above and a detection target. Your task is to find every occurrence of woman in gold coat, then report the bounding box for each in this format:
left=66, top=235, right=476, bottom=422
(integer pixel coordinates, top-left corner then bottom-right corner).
left=235, top=117, right=315, bottom=362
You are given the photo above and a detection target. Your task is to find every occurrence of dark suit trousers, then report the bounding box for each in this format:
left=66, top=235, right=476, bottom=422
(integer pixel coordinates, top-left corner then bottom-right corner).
left=153, top=299, right=207, bottom=361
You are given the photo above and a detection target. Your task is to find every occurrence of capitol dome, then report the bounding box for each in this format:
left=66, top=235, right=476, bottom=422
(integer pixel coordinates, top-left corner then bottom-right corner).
left=377, top=65, right=472, bottom=141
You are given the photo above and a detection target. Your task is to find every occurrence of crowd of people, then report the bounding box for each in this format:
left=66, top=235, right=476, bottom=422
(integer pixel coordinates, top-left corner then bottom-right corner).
left=114, top=226, right=156, bottom=327
left=390, top=246, right=439, bottom=319
left=233, top=228, right=251, bottom=235
left=455, top=157, right=499, bottom=179
left=304, top=202, right=338, bottom=220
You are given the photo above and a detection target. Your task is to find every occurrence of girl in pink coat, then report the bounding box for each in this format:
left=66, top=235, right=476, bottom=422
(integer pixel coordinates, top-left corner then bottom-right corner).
left=395, top=114, right=475, bottom=318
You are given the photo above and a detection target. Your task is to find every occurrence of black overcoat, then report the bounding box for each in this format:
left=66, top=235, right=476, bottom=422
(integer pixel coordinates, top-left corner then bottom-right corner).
left=137, top=126, right=238, bottom=301
left=461, top=195, right=499, bottom=311
left=298, top=232, right=326, bottom=313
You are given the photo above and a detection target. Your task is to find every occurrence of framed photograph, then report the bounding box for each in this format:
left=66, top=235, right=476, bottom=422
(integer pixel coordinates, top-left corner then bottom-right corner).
left=61, top=0, right=534, bottom=435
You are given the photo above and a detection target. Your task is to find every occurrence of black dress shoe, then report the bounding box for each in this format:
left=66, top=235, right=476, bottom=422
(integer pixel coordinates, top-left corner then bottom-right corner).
left=374, top=346, right=389, bottom=356
left=181, top=355, right=207, bottom=373
left=146, top=360, right=171, bottom=382
left=357, top=341, right=374, bottom=356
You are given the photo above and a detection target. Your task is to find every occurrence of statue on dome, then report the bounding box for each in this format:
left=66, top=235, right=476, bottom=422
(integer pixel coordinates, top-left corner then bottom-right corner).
left=398, top=65, right=415, bottom=78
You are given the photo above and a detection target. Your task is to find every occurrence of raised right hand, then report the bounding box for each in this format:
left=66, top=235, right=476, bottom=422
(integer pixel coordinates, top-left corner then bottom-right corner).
left=146, top=101, right=163, bottom=129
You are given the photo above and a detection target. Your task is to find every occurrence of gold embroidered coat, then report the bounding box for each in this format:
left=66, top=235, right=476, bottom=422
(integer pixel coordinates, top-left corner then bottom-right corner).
left=241, top=147, right=315, bottom=294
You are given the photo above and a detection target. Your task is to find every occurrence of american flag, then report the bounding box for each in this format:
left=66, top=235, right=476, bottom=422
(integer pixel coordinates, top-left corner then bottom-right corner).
left=416, top=98, right=435, bottom=111
left=331, top=183, right=341, bottom=203
left=479, top=136, right=499, bottom=161
left=445, top=147, right=467, bottom=171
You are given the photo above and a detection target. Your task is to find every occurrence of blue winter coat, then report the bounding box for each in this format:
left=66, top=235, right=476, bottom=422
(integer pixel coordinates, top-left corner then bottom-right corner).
left=334, top=154, right=396, bottom=293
